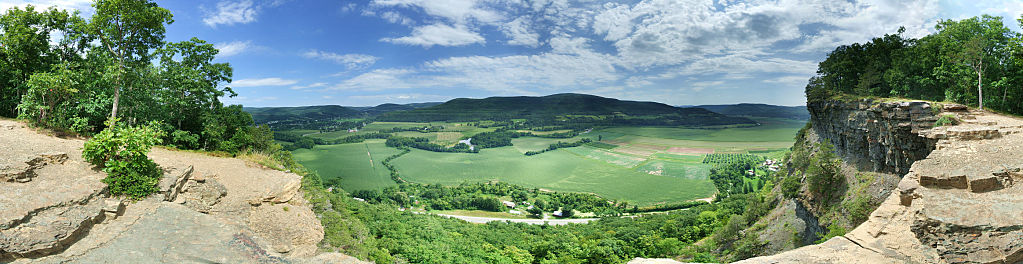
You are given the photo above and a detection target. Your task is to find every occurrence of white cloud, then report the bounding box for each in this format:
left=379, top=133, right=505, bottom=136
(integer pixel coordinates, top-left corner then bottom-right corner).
left=232, top=77, right=298, bottom=87
left=335, top=37, right=617, bottom=94
left=347, top=93, right=452, bottom=105
left=290, top=82, right=327, bottom=90
left=382, top=23, right=485, bottom=47
left=379, top=11, right=415, bottom=26
left=302, top=50, right=380, bottom=69
left=333, top=69, right=418, bottom=91
left=370, top=0, right=502, bottom=24
left=764, top=75, right=812, bottom=85
left=203, top=0, right=259, bottom=27
left=679, top=54, right=818, bottom=76
left=501, top=17, right=540, bottom=47
left=214, top=41, right=255, bottom=57
left=339, top=2, right=358, bottom=13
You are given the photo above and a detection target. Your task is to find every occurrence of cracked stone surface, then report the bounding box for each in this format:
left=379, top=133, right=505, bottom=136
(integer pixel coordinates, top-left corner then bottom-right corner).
left=0, top=119, right=363, bottom=263
left=0, top=120, right=108, bottom=261
left=738, top=108, right=1023, bottom=264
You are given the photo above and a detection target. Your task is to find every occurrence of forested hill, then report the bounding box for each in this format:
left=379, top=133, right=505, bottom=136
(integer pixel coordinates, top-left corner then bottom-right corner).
left=376, top=93, right=756, bottom=126
left=244, top=102, right=442, bottom=123
left=244, top=105, right=362, bottom=123
left=691, top=104, right=810, bottom=120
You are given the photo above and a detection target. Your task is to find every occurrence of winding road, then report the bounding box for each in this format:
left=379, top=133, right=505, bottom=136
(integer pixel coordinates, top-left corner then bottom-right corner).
left=433, top=213, right=599, bottom=225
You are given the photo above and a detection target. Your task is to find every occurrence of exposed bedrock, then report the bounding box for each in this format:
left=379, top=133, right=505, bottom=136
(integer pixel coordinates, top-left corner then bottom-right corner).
left=807, top=99, right=938, bottom=175
left=740, top=102, right=1023, bottom=264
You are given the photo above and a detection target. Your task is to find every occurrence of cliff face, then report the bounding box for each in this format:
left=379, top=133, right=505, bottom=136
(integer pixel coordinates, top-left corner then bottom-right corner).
left=807, top=99, right=938, bottom=175
left=741, top=101, right=1023, bottom=264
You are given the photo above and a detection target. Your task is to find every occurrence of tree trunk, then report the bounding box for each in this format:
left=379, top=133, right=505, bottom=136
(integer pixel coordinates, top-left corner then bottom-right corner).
left=111, top=84, right=120, bottom=119
left=977, top=67, right=983, bottom=110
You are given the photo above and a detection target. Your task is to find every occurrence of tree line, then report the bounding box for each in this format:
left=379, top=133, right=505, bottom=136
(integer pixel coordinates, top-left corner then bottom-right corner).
left=0, top=1, right=280, bottom=156
left=807, top=15, right=1023, bottom=115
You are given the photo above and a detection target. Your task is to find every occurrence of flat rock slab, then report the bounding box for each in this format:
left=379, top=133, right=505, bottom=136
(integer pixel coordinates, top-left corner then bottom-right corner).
left=41, top=203, right=286, bottom=263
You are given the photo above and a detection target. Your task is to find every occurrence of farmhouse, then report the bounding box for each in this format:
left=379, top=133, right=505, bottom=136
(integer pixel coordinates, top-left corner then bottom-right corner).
left=503, top=201, right=516, bottom=208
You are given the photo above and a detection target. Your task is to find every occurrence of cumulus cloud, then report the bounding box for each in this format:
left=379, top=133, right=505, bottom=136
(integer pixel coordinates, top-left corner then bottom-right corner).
left=382, top=23, right=485, bottom=47
left=302, top=50, right=380, bottom=69
left=290, top=82, right=327, bottom=90
left=501, top=17, right=540, bottom=47
left=203, top=0, right=259, bottom=27
left=232, top=77, right=298, bottom=87
left=328, top=0, right=954, bottom=105
left=370, top=0, right=502, bottom=24
left=334, top=37, right=617, bottom=94
left=214, top=41, right=256, bottom=57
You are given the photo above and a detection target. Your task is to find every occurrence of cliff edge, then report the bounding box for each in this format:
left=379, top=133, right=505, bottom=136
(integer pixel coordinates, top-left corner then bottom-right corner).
left=0, top=119, right=365, bottom=263
left=739, top=102, right=1023, bottom=264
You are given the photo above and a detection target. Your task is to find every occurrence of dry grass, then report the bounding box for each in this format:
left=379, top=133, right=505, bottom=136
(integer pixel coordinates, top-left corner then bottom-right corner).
left=236, top=150, right=290, bottom=171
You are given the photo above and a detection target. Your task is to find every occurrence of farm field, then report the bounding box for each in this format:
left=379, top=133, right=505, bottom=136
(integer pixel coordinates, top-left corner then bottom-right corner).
left=292, top=117, right=802, bottom=206
left=292, top=139, right=401, bottom=191
left=391, top=146, right=717, bottom=205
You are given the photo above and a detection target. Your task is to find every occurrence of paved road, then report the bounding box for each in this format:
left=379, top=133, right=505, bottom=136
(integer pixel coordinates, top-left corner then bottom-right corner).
left=433, top=213, right=599, bottom=225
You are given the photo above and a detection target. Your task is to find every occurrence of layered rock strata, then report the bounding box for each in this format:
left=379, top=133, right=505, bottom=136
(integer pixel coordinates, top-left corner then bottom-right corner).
left=739, top=105, right=1023, bottom=264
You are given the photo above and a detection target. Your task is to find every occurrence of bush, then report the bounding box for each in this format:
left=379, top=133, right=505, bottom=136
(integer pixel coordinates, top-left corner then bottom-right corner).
left=82, top=119, right=165, bottom=199
left=170, top=130, right=199, bottom=149
left=781, top=175, right=802, bottom=198
left=934, top=114, right=959, bottom=127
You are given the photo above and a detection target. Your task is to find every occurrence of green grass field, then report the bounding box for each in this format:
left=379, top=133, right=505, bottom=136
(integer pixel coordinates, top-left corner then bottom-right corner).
left=291, top=117, right=803, bottom=206
left=292, top=139, right=401, bottom=191
left=601, top=117, right=803, bottom=143
left=391, top=146, right=716, bottom=205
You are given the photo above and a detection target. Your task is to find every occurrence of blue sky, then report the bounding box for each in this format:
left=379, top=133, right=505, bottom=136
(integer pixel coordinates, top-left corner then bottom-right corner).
left=5, top=0, right=1023, bottom=107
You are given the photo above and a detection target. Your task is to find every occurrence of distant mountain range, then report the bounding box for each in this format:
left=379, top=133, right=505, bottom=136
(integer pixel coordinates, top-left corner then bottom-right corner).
left=373, top=93, right=754, bottom=126
left=243, top=102, right=441, bottom=123
left=243, top=94, right=806, bottom=125
left=688, top=103, right=810, bottom=120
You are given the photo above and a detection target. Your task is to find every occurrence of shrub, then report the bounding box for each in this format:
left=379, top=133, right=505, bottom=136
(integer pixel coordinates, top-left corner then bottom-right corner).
left=934, top=114, right=959, bottom=127
left=816, top=222, right=846, bottom=244
left=82, top=119, right=165, bottom=199
left=170, top=130, right=199, bottom=149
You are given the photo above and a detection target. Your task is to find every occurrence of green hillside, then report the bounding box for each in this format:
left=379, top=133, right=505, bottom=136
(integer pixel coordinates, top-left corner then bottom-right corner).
left=245, top=102, right=443, bottom=124
left=692, top=103, right=810, bottom=120
left=377, top=93, right=756, bottom=126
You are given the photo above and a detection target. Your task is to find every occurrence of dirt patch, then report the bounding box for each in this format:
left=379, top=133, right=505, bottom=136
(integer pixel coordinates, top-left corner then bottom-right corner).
left=614, top=146, right=659, bottom=157
left=667, top=147, right=714, bottom=154
left=601, top=140, right=629, bottom=146
left=627, top=143, right=668, bottom=151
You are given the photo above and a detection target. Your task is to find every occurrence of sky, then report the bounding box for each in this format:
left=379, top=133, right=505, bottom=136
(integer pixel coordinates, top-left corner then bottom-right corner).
left=4, top=0, right=1023, bottom=107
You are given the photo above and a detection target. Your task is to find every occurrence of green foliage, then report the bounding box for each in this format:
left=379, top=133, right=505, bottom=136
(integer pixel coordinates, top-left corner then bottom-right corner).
left=935, top=114, right=960, bottom=127
left=18, top=63, right=80, bottom=131
left=781, top=174, right=802, bottom=198
left=804, top=142, right=842, bottom=199
left=807, top=15, right=1023, bottom=115
left=702, top=153, right=766, bottom=164
left=169, top=130, right=198, bottom=149
left=82, top=119, right=164, bottom=199
left=294, top=137, right=316, bottom=149
left=524, top=138, right=592, bottom=156
left=816, top=222, right=847, bottom=244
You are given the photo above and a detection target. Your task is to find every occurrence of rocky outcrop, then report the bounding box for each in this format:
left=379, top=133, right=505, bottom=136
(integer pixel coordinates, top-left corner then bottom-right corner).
left=0, top=119, right=364, bottom=263
left=807, top=99, right=938, bottom=175
left=1, top=152, right=68, bottom=183
left=0, top=121, right=109, bottom=261
left=740, top=105, right=1023, bottom=264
